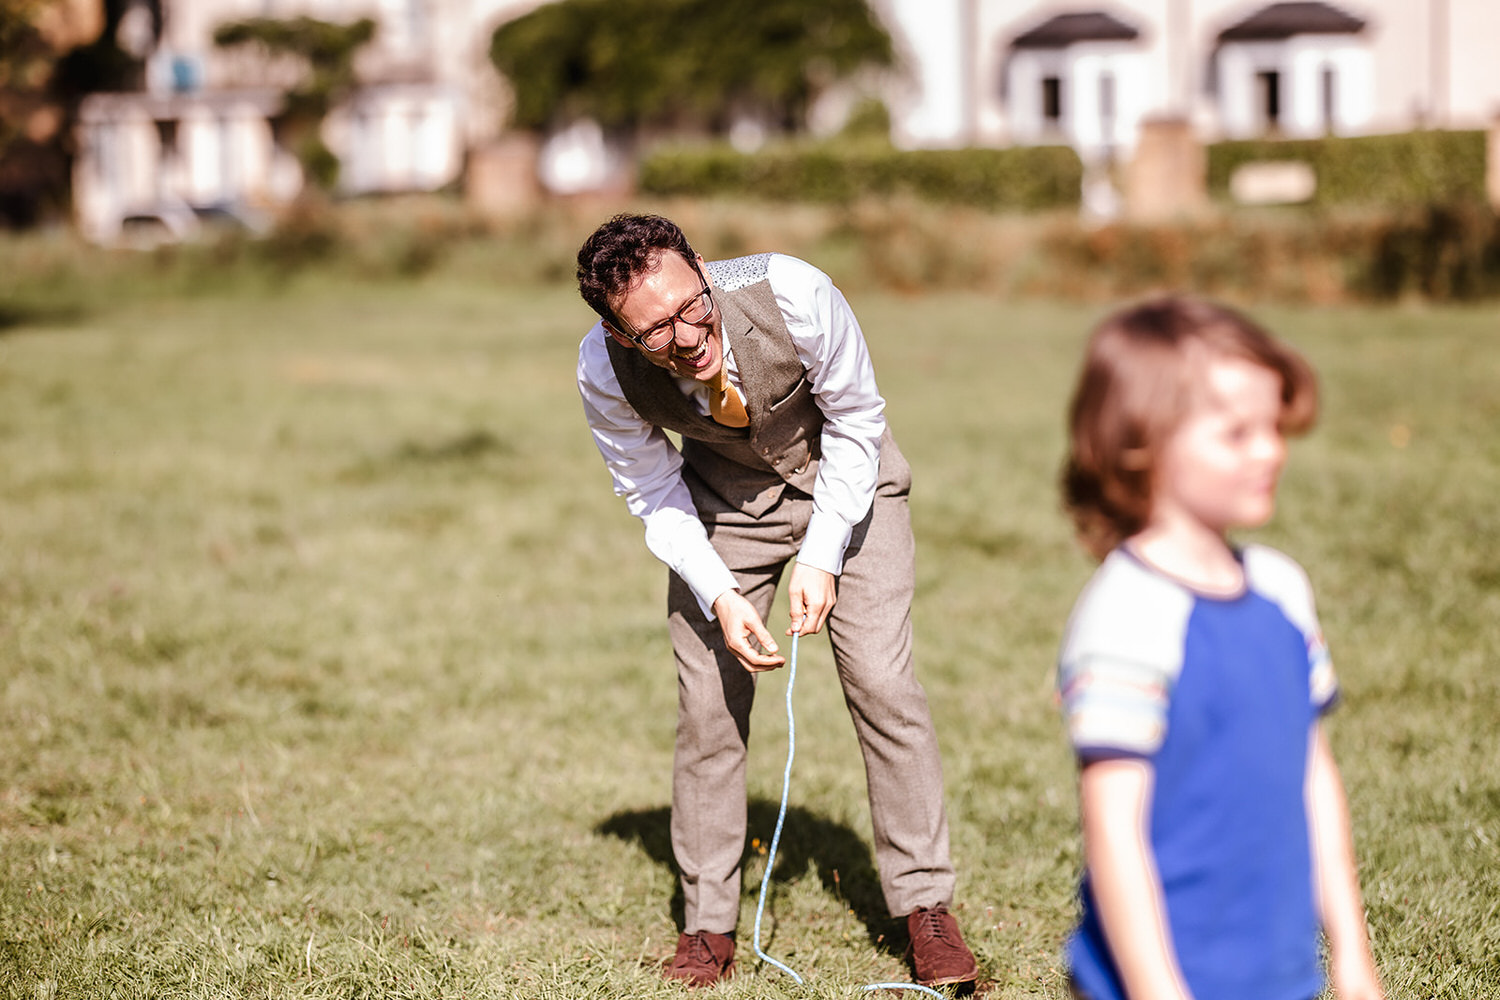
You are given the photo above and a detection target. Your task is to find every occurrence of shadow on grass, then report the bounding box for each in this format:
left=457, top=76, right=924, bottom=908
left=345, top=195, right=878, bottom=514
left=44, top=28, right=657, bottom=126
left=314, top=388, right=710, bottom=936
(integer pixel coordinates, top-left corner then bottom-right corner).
left=596, top=800, right=906, bottom=958
left=0, top=301, right=89, bottom=333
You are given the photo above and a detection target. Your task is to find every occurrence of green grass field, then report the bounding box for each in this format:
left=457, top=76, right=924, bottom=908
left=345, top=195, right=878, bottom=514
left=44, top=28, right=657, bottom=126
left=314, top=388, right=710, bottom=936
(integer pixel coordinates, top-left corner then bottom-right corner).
left=1, top=243, right=1497, bottom=998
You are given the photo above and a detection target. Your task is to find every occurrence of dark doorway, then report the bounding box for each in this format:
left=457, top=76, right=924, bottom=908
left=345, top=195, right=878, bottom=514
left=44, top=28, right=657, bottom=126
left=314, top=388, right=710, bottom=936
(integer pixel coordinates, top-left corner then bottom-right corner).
left=1042, top=75, right=1063, bottom=129
left=1256, top=69, right=1281, bottom=133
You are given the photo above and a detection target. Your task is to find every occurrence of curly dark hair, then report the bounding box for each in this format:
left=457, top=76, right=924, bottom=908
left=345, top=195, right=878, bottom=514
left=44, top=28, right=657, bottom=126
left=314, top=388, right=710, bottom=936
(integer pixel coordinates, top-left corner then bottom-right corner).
left=576, top=214, right=699, bottom=323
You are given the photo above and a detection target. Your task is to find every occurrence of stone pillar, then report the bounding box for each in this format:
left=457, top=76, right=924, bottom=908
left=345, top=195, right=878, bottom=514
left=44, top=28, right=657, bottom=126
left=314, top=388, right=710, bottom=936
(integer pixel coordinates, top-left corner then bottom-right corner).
left=466, top=133, right=542, bottom=218
left=1488, top=115, right=1500, bottom=212
left=1124, top=117, right=1208, bottom=222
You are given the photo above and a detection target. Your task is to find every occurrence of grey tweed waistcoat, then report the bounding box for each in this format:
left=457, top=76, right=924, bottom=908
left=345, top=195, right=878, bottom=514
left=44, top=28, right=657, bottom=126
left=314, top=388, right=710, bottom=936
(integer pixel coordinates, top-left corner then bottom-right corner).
left=605, top=254, right=825, bottom=517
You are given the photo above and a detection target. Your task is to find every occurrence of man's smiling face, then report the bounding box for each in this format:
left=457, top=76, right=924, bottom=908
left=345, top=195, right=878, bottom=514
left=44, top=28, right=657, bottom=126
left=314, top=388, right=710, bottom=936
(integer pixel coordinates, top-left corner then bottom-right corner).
left=605, top=251, right=723, bottom=384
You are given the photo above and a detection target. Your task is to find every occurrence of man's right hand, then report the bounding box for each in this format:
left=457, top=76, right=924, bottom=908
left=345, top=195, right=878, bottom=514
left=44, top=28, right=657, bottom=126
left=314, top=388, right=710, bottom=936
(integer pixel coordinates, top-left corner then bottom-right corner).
left=712, top=590, right=787, bottom=672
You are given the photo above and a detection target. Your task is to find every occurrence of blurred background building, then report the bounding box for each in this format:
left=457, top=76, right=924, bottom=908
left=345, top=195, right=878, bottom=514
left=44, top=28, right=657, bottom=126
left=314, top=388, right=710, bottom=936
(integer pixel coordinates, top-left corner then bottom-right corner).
left=38, top=0, right=1500, bottom=241
left=892, top=1, right=1498, bottom=153
left=70, top=0, right=547, bottom=241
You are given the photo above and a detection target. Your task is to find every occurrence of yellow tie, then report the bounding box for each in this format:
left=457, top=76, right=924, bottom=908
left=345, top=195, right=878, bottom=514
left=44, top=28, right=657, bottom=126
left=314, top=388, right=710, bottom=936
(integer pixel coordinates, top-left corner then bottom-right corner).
left=708, top=369, right=749, bottom=428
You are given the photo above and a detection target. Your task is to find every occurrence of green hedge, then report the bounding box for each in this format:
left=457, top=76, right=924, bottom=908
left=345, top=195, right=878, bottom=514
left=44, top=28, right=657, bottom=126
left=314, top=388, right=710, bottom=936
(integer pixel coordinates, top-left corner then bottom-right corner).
left=1208, top=130, right=1487, bottom=207
left=1360, top=201, right=1500, bottom=300
left=639, top=140, right=1083, bottom=212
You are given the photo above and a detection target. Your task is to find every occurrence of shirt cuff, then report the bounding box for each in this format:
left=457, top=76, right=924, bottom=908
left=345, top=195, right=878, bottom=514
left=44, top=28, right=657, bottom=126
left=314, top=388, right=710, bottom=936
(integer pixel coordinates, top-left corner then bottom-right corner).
left=683, top=560, right=742, bottom=621
left=797, top=509, right=854, bottom=576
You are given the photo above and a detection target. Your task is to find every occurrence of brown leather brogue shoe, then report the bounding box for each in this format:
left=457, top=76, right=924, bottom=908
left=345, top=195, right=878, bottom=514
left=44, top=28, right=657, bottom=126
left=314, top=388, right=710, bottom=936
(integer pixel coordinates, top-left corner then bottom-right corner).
left=664, top=929, right=735, bottom=987
left=907, top=904, right=979, bottom=990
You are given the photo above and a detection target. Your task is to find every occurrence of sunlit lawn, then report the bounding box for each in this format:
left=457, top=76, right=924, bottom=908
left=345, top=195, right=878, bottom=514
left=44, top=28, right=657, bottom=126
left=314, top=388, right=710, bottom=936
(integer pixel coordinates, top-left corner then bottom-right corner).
left=1, top=258, right=1497, bottom=998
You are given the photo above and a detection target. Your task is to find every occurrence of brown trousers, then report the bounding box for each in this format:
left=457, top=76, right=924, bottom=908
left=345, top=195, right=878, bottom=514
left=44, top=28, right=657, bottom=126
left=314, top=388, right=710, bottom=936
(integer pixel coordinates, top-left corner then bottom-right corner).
left=667, top=460, right=955, bottom=934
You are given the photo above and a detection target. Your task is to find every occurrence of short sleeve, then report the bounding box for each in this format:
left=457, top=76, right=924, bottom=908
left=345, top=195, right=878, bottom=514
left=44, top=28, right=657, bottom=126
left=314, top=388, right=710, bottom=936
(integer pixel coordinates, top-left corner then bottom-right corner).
left=1059, top=653, right=1174, bottom=759
left=1057, top=552, right=1196, bottom=761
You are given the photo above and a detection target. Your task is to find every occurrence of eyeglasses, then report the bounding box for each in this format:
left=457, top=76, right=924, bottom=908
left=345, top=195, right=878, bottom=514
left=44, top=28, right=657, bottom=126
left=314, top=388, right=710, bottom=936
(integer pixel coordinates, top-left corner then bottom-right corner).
left=619, top=272, right=714, bottom=352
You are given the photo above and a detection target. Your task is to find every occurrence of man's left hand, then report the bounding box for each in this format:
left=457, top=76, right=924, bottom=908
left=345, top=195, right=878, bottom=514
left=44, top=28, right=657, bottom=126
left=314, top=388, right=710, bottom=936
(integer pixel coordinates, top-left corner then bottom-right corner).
left=787, top=564, right=836, bottom=637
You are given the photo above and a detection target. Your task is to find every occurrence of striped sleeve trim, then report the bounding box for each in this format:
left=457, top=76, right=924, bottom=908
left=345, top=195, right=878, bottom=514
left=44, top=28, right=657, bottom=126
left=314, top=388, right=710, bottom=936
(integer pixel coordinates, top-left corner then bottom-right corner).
left=1061, top=655, right=1172, bottom=757
left=1057, top=551, right=1193, bottom=759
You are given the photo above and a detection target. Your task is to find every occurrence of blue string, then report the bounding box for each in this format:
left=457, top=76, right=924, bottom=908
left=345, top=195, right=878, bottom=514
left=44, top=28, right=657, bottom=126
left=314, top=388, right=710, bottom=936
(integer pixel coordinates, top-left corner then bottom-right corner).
left=751, top=627, right=947, bottom=999
left=751, top=626, right=805, bottom=985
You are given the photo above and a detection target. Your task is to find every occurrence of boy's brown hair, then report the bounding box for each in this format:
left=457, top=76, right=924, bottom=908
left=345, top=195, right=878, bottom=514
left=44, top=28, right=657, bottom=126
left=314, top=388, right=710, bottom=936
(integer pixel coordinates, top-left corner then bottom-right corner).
left=1062, top=295, right=1319, bottom=560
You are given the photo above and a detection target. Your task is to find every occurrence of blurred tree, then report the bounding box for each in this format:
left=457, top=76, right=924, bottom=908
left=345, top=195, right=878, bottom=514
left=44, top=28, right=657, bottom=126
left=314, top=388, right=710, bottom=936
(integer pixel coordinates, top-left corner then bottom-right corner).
left=0, top=0, right=141, bottom=226
left=489, top=0, right=893, bottom=134
left=0, top=2, right=61, bottom=180
left=212, top=15, right=376, bottom=191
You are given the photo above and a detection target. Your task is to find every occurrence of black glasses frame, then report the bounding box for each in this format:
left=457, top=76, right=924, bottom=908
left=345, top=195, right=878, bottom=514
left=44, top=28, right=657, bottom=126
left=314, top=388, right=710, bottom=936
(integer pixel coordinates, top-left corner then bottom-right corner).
left=619, top=271, right=714, bottom=352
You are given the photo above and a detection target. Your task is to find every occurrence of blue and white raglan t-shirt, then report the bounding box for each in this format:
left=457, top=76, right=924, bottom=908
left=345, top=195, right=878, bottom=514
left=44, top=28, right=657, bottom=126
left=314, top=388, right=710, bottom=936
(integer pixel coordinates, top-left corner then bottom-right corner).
left=1058, top=544, right=1339, bottom=1000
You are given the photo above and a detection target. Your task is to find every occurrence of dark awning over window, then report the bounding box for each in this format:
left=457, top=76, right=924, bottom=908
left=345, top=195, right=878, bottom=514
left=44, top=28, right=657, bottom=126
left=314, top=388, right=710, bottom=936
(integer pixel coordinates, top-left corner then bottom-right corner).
left=1218, top=2, right=1367, bottom=42
left=1010, top=11, right=1140, bottom=50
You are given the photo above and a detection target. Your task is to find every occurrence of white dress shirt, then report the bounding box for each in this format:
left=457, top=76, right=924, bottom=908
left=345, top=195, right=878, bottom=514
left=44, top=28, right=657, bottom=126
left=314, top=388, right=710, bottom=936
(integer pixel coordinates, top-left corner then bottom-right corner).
left=577, top=254, right=888, bottom=618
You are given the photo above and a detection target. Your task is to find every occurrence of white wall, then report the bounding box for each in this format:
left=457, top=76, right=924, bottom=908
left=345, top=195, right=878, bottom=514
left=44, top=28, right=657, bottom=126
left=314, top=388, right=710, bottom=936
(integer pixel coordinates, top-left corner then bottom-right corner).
left=1216, top=35, right=1373, bottom=138
left=1010, top=46, right=1150, bottom=158
left=877, top=0, right=973, bottom=147
left=329, top=85, right=464, bottom=193
left=1445, top=0, right=1500, bottom=127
